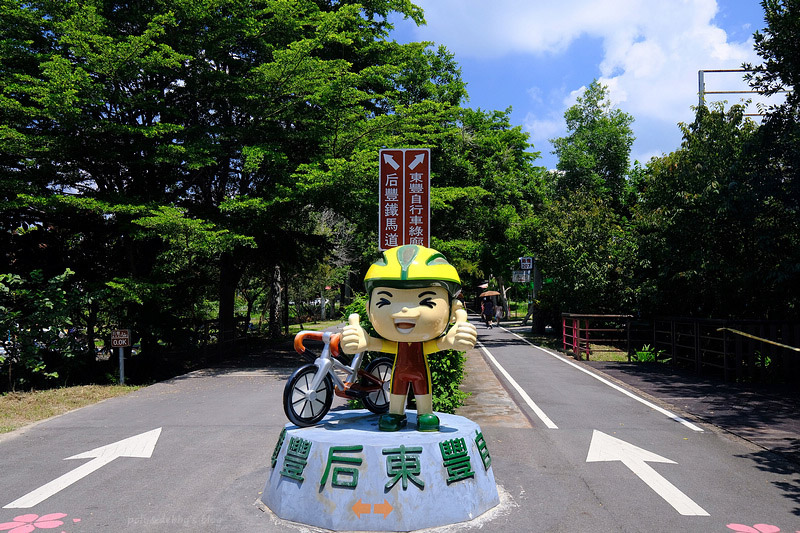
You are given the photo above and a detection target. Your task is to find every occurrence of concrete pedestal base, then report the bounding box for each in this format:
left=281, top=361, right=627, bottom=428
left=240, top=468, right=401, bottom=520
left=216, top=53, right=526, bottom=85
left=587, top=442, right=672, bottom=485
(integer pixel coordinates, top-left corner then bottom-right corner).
left=261, top=410, right=499, bottom=531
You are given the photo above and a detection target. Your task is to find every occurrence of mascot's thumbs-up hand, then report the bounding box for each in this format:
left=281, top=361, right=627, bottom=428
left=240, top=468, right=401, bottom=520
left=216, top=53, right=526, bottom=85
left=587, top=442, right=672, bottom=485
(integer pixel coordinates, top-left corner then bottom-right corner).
left=341, top=313, right=369, bottom=354
left=439, top=309, right=477, bottom=352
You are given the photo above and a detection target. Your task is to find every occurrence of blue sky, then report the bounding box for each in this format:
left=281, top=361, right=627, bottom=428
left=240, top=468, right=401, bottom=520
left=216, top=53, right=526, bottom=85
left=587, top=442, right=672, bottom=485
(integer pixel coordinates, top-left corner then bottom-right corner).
left=389, top=1, right=782, bottom=169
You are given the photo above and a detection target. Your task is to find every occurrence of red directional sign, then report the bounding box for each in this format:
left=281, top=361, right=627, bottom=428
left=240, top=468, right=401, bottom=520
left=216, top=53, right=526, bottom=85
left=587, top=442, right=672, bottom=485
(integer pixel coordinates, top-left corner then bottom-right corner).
left=378, top=149, right=430, bottom=250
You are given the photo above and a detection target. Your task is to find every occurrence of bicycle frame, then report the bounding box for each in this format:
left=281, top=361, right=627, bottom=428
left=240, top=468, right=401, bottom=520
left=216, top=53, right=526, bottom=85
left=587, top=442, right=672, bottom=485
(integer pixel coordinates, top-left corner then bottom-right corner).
left=294, top=330, right=376, bottom=399
left=284, top=329, right=392, bottom=426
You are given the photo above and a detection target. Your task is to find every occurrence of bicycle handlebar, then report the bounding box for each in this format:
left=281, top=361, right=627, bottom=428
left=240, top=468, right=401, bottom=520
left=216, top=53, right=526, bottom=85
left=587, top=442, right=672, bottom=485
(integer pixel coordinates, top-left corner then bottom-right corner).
left=293, top=331, right=341, bottom=357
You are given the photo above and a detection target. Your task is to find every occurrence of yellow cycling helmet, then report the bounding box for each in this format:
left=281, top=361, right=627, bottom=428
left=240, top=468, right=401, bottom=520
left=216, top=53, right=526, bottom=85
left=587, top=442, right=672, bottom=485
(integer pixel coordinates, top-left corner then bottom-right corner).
left=364, top=245, right=462, bottom=298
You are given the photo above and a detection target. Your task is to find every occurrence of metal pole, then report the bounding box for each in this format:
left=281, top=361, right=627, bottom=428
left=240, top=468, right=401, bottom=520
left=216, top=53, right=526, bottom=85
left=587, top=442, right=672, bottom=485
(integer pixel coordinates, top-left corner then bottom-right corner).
left=698, top=70, right=705, bottom=107
left=118, top=347, right=125, bottom=385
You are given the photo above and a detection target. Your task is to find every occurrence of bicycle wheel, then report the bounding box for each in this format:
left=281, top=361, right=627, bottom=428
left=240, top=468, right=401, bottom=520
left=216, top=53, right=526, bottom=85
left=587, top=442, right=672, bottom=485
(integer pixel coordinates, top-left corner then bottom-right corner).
left=362, top=357, right=393, bottom=414
left=283, top=364, right=334, bottom=427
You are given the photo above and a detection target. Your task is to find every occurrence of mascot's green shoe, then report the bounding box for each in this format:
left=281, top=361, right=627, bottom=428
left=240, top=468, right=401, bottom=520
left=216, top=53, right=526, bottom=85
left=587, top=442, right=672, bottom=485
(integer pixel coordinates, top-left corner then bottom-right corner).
left=379, top=413, right=407, bottom=431
left=416, top=413, right=440, bottom=432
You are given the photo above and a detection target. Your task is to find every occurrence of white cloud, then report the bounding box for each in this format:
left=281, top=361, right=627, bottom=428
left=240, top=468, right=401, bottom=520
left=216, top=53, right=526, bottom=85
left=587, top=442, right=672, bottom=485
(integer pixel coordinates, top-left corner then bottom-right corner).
left=523, top=113, right=564, bottom=145
left=407, top=0, right=765, bottom=164
left=414, top=0, right=757, bottom=108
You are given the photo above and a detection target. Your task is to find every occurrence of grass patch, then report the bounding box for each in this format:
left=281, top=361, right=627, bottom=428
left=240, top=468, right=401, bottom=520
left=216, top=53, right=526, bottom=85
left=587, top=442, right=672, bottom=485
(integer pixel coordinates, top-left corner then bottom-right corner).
left=583, top=344, right=631, bottom=362
left=288, top=319, right=343, bottom=335
left=509, top=327, right=631, bottom=362
left=0, top=385, right=140, bottom=434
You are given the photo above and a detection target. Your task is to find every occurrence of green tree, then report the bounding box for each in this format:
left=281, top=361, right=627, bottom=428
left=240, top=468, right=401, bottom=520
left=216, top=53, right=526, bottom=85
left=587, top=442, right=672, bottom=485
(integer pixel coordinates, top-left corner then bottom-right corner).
left=0, top=0, right=458, bottom=377
left=533, top=81, right=637, bottom=318
left=432, top=107, right=544, bottom=291
left=551, top=80, right=635, bottom=213
left=631, top=102, right=800, bottom=318
left=745, top=0, right=799, bottom=111
left=0, top=269, right=81, bottom=390
left=528, top=190, right=637, bottom=315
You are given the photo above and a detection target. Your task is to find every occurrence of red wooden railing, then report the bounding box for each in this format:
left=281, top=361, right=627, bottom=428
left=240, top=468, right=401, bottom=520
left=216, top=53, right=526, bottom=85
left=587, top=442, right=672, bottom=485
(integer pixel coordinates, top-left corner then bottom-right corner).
left=562, top=314, right=633, bottom=360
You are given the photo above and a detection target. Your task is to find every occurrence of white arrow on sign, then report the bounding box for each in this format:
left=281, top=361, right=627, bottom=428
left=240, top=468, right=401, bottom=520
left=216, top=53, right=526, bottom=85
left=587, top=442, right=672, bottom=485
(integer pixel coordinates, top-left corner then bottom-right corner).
left=407, top=153, right=426, bottom=170
left=586, top=430, right=709, bottom=516
left=4, top=427, right=162, bottom=509
left=382, top=153, right=400, bottom=170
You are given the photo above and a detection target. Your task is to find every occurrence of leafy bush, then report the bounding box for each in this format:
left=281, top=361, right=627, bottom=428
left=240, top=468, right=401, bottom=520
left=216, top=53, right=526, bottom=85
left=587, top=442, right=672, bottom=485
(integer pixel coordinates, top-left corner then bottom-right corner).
left=341, top=294, right=469, bottom=414
left=0, top=269, right=87, bottom=391
left=635, top=344, right=664, bottom=363
left=429, top=348, right=469, bottom=414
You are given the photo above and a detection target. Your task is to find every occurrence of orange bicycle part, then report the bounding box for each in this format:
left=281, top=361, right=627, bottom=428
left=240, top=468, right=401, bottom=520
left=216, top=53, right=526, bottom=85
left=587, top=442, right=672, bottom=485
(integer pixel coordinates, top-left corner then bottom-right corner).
left=293, top=331, right=341, bottom=357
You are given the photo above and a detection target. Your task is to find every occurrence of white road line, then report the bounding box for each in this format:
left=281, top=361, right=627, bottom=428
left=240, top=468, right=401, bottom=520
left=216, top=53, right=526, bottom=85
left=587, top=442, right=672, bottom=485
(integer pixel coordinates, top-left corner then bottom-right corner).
left=477, top=341, right=559, bottom=429
left=504, top=328, right=704, bottom=432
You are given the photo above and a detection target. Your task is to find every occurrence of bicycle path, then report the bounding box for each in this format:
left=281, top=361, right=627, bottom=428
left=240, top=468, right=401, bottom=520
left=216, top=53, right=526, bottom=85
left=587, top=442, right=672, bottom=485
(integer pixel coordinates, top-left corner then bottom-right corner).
left=0, top=318, right=797, bottom=532
left=471, top=318, right=800, bottom=532
left=499, top=323, right=800, bottom=466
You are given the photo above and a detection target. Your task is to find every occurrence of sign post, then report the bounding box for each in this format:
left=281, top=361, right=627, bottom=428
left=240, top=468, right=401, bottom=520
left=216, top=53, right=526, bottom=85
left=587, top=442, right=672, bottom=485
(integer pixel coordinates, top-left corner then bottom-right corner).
left=518, top=257, right=538, bottom=328
left=111, top=329, right=131, bottom=385
left=378, top=149, right=430, bottom=250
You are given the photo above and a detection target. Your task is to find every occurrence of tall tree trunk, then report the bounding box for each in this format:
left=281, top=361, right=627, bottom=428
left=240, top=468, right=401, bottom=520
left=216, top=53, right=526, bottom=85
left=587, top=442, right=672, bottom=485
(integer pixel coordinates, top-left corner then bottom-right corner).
left=268, top=264, right=283, bottom=338
left=283, top=284, right=290, bottom=336
left=219, top=251, right=240, bottom=343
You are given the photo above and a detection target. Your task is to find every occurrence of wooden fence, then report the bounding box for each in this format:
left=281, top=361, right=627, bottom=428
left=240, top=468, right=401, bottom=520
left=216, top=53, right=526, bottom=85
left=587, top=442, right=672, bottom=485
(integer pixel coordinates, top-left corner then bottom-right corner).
left=561, top=314, right=633, bottom=360
left=561, top=314, right=800, bottom=383
left=652, top=317, right=800, bottom=382
left=200, top=317, right=249, bottom=351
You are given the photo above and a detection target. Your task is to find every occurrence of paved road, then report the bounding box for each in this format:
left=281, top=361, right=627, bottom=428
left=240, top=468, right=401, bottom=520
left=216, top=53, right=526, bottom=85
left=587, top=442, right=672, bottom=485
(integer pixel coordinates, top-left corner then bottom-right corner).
left=0, top=317, right=798, bottom=532
left=467, top=322, right=800, bottom=533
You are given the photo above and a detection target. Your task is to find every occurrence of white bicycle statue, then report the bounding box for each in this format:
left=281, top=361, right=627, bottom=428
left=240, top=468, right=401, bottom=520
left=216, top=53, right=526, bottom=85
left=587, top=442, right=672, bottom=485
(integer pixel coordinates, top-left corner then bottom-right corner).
left=283, top=330, right=392, bottom=427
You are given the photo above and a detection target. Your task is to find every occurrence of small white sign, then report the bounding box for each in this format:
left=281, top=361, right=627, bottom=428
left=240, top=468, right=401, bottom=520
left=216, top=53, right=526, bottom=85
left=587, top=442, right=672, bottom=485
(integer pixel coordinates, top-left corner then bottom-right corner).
left=512, top=270, right=531, bottom=283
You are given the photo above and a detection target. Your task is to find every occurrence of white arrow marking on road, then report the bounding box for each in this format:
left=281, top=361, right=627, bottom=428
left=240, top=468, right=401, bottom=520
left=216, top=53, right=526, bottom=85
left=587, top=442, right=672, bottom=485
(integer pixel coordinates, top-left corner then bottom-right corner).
left=586, top=430, right=709, bottom=516
left=4, top=427, right=162, bottom=509
left=383, top=153, right=400, bottom=170
left=407, top=153, right=425, bottom=170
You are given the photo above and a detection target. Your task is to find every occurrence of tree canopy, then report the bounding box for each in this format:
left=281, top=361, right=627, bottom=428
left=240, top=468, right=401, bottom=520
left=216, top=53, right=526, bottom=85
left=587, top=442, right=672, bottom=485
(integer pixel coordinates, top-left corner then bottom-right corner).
left=1, top=0, right=798, bottom=391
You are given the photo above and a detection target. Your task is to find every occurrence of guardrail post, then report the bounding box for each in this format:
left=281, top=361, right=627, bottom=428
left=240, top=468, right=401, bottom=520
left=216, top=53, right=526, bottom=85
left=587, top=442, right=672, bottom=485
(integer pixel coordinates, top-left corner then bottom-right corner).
left=722, top=325, right=729, bottom=382
left=583, top=318, right=590, bottom=360
left=694, top=319, right=701, bottom=373
left=626, top=317, right=632, bottom=362
left=670, top=320, right=676, bottom=367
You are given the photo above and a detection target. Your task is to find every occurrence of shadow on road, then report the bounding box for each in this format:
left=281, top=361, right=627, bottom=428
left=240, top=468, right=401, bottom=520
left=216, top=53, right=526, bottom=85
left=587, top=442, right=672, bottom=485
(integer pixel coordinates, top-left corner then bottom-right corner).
left=737, top=448, right=800, bottom=516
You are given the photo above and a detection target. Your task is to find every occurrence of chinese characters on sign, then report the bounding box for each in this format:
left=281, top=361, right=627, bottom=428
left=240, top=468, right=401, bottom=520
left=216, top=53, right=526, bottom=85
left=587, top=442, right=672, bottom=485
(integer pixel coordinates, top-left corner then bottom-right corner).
left=379, top=149, right=430, bottom=251
left=439, top=438, right=475, bottom=484
left=272, top=429, right=490, bottom=491
left=321, top=445, right=364, bottom=489
left=279, top=436, right=312, bottom=481
left=111, top=329, right=131, bottom=348
left=383, top=445, right=425, bottom=490
left=270, top=428, right=287, bottom=467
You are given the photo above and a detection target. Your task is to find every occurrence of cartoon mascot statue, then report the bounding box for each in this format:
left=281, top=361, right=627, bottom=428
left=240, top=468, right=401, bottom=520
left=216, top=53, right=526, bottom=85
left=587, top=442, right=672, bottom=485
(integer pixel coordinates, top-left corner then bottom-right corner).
left=341, top=245, right=478, bottom=431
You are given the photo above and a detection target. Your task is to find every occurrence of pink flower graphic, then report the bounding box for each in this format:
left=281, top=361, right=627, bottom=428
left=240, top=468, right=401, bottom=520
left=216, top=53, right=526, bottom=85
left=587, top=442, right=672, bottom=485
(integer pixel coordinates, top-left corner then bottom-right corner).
left=0, top=513, right=67, bottom=533
left=727, top=525, right=782, bottom=533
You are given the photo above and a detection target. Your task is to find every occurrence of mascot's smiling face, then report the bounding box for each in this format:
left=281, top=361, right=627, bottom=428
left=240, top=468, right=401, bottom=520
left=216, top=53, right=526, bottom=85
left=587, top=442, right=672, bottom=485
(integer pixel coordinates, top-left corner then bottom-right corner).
left=368, top=286, right=452, bottom=343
